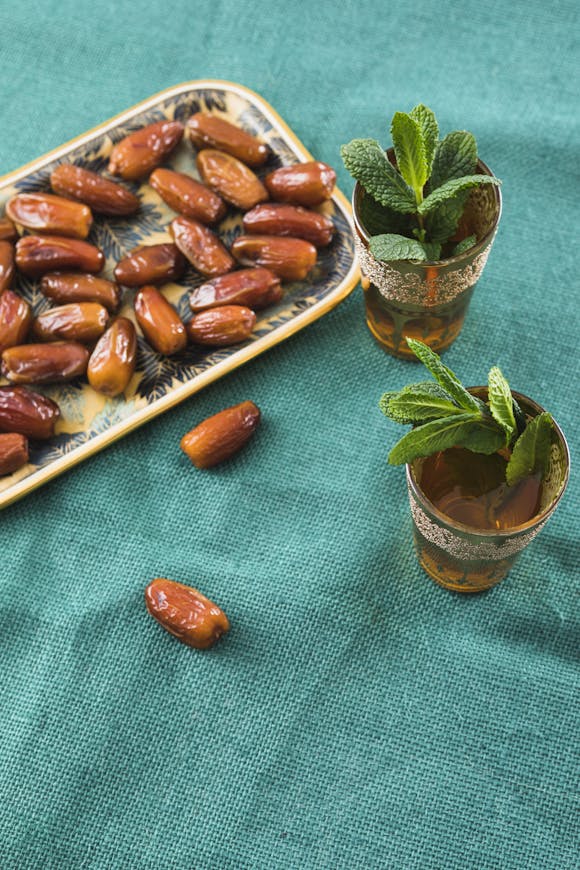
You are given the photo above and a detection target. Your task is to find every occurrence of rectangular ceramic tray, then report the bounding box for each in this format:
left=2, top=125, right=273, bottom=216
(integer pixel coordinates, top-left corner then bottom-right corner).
left=0, top=80, right=359, bottom=509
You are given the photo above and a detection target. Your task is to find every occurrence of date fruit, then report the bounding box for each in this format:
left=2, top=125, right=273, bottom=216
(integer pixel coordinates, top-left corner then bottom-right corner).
left=108, top=120, right=184, bottom=180
left=189, top=268, right=281, bottom=312
left=0, top=290, right=32, bottom=353
left=88, top=317, right=137, bottom=397
left=243, top=203, right=334, bottom=247
left=2, top=342, right=89, bottom=384
left=134, top=285, right=186, bottom=355
left=31, top=303, right=109, bottom=344
left=188, top=113, right=269, bottom=167
left=51, top=164, right=140, bottom=216
left=41, top=273, right=121, bottom=312
left=7, top=193, right=92, bottom=239
left=149, top=168, right=226, bottom=224
left=264, top=161, right=336, bottom=206
left=145, top=577, right=230, bottom=649
left=0, top=433, right=29, bottom=476
left=16, top=235, right=104, bottom=277
left=196, top=150, right=268, bottom=211
left=231, top=235, right=317, bottom=282
left=114, top=243, right=185, bottom=287
left=0, top=241, right=15, bottom=292
left=0, top=386, right=60, bottom=439
left=186, top=305, right=256, bottom=347
left=170, top=216, right=234, bottom=277
left=0, top=217, right=17, bottom=242
left=180, top=400, right=260, bottom=468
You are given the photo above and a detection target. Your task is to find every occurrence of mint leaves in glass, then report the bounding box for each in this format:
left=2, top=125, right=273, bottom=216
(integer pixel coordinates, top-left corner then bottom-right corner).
left=344, top=106, right=502, bottom=358
left=382, top=340, right=569, bottom=593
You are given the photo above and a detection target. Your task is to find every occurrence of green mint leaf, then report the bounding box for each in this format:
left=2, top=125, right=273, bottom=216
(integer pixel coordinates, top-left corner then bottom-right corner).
left=340, top=139, right=416, bottom=213
left=430, top=131, right=477, bottom=189
left=369, top=234, right=432, bottom=262
left=390, top=112, right=427, bottom=194
left=487, top=366, right=516, bottom=440
left=378, top=392, right=399, bottom=419
left=512, top=396, right=527, bottom=436
left=506, top=412, right=553, bottom=486
left=379, top=383, right=457, bottom=424
left=388, top=413, right=504, bottom=465
left=409, top=104, right=438, bottom=175
left=405, top=338, right=482, bottom=413
left=425, top=191, right=469, bottom=244
left=453, top=234, right=477, bottom=256
left=357, top=192, right=414, bottom=237
left=422, top=241, right=442, bottom=260
left=389, top=386, right=464, bottom=423
left=418, top=175, right=501, bottom=216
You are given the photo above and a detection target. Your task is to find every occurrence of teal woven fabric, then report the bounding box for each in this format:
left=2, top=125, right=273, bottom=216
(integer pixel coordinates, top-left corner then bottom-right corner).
left=1, top=2, right=578, bottom=868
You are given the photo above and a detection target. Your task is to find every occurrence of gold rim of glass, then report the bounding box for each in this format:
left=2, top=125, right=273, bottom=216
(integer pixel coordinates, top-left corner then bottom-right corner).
left=405, top=389, right=570, bottom=538
left=352, top=152, right=503, bottom=267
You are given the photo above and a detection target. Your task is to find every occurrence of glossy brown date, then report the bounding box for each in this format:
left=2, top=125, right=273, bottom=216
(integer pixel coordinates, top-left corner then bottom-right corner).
left=41, top=273, right=121, bottom=312
left=170, top=216, right=234, bottom=277
left=186, top=305, right=256, bottom=347
left=0, top=241, right=15, bottom=292
left=0, top=217, right=17, bottom=242
left=242, top=203, right=334, bottom=247
left=0, top=290, right=32, bottom=353
left=264, top=161, right=336, bottom=206
left=114, top=243, right=186, bottom=287
left=0, top=433, right=29, bottom=476
left=231, top=235, right=317, bottom=282
left=31, top=303, right=109, bottom=344
left=180, top=400, right=260, bottom=468
left=187, top=113, right=269, bottom=167
left=196, top=150, right=268, bottom=211
left=108, top=120, right=184, bottom=180
left=16, top=235, right=105, bottom=277
left=189, top=268, right=281, bottom=312
left=149, top=168, right=226, bottom=224
left=0, top=385, right=60, bottom=439
left=50, top=164, right=140, bottom=216
left=6, top=193, right=92, bottom=240
left=88, top=317, right=137, bottom=397
left=2, top=342, right=89, bottom=384
left=145, top=578, right=230, bottom=649
left=134, top=285, right=186, bottom=355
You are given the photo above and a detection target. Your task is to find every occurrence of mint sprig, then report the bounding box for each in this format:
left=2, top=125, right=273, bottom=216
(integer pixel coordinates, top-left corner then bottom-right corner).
left=369, top=234, right=440, bottom=263
left=379, top=339, right=554, bottom=487
left=382, top=382, right=462, bottom=423
left=388, top=413, right=505, bottom=465
left=487, top=366, right=516, bottom=442
left=506, top=412, right=553, bottom=485
left=341, top=106, right=501, bottom=261
left=340, top=139, right=416, bottom=214
left=409, top=105, right=438, bottom=176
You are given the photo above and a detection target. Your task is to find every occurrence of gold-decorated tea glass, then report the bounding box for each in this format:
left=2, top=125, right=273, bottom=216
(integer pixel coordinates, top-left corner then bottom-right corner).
left=352, top=152, right=502, bottom=359
left=406, top=392, right=570, bottom=593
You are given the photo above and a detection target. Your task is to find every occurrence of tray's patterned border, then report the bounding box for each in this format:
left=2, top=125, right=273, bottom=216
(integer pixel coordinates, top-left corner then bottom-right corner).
left=0, top=82, right=359, bottom=507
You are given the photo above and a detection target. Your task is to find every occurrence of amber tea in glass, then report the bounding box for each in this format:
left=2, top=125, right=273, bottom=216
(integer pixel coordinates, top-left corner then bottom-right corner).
left=352, top=152, right=502, bottom=359
left=406, top=392, right=569, bottom=593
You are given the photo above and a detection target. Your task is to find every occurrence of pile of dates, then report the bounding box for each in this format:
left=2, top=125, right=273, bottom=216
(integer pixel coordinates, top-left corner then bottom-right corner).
left=0, top=113, right=337, bottom=477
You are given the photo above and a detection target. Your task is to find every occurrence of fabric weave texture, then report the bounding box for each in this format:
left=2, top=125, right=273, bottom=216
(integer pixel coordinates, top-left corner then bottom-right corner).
left=0, top=1, right=578, bottom=868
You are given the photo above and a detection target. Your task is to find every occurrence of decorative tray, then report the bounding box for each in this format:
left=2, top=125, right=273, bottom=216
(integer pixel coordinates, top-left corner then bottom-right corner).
left=0, top=80, right=359, bottom=509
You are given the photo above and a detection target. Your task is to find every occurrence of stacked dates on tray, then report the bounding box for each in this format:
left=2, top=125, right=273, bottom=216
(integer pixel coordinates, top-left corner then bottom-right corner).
left=0, top=112, right=337, bottom=478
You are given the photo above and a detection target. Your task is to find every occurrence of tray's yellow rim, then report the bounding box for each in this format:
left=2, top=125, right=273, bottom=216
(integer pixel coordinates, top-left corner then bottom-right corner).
left=0, top=79, right=360, bottom=510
